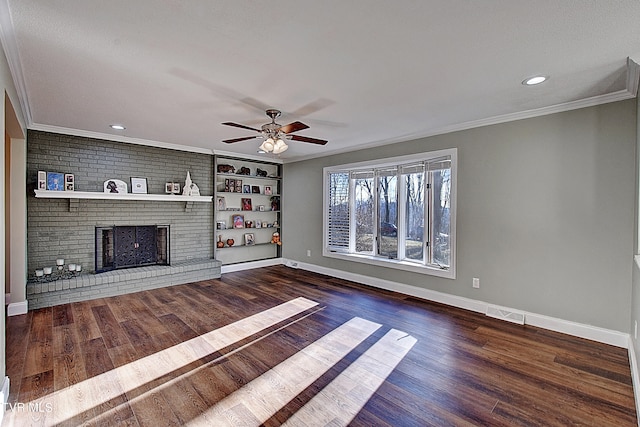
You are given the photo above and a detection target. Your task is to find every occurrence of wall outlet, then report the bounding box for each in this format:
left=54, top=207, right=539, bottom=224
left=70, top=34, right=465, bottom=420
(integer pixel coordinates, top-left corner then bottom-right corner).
left=472, top=278, right=480, bottom=289
left=306, top=250, right=311, bottom=257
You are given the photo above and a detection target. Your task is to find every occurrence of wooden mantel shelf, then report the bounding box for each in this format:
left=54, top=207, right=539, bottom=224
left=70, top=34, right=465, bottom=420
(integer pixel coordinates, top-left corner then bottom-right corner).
left=34, top=190, right=212, bottom=203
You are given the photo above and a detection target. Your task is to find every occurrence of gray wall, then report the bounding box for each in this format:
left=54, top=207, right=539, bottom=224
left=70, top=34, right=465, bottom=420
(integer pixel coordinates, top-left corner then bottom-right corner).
left=631, top=94, right=640, bottom=361
left=27, top=131, right=214, bottom=274
left=283, top=100, right=636, bottom=332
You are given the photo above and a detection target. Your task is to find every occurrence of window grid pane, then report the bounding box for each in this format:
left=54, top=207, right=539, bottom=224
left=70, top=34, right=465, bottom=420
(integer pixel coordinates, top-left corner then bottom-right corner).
left=377, top=169, right=397, bottom=259
left=404, top=167, right=425, bottom=262
left=327, top=172, right=350, bottom=249
left=354, top=173, right=374, bottom=253
left=428, top=165, right=451, bottom=268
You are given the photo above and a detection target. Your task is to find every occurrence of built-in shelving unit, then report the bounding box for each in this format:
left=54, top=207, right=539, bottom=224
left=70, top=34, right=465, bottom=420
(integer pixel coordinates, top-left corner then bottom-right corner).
left=214, top=155, right=282, bottom=265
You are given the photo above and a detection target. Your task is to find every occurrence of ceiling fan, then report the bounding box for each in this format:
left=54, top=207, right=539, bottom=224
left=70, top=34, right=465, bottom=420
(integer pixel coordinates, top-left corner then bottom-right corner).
left=222, top=109, right=328, bottom=154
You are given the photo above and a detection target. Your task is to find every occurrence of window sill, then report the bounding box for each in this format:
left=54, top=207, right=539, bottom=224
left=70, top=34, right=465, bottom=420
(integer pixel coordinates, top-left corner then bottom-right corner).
left=323, top=250, right=455, bottom=279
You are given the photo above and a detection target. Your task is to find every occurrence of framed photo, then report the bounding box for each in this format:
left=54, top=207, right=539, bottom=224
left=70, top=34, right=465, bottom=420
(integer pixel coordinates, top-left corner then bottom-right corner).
left=232, top=214, right=245, bottom=229
left=228, top=179, right=235, bottom=193
left=243, top=184, right=251, bottom=193
left=235, top=179, right=243, bottom=193
left=241, top=198, right=252, bottom=211
left=244, top=233, right=255, bottom=246
left=255, top=221, right=262, bottom=229
left=165, top=182, right=173, bottom=193
left=225, top=178, right=230, bottom=192
left=37, top=171, right=47, bottom=190
left=104, top=179, right=127, bottom=193
left=64, top=173, right=75, bottom=191
left=216, top=196, right=226, bottom=211
left=216, top=220, right=226, bottom=230
left=172, top=183, right=181, bottom=194
left=47, top=172, right=64, bottom=191
left=259, top=205, right=265, bottom=212
left=131, top=177, right=148, bottom=194
left=251, top=185, right=260, bottom=194
left=264, top=186, right=272, bottom=195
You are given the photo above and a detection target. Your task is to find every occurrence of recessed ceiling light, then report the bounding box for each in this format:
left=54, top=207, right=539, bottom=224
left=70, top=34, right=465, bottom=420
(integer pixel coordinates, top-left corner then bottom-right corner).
left=522, top=76, right=548, bottom=86
left=110, top=124, right=126, bottom=130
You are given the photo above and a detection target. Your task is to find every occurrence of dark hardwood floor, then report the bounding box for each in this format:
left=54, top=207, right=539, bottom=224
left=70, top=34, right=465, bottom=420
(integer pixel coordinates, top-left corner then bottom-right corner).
left=4, top=265, right=637, bottom=426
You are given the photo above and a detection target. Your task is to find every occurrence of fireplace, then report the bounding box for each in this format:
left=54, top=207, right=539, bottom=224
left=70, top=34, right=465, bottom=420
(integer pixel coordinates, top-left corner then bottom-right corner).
left=96, top=225, right=169, bottom=272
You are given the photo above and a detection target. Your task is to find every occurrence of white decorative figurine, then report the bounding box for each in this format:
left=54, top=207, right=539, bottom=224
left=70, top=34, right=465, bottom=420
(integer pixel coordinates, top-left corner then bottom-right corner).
left=182, top=171, right=200, bottom=196
left=183, top=171, right=192, bottom=196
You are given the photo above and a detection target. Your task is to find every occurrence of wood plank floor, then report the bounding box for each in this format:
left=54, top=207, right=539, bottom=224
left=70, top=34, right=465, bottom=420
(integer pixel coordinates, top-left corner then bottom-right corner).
left=4, top=265, right=637, bottom=426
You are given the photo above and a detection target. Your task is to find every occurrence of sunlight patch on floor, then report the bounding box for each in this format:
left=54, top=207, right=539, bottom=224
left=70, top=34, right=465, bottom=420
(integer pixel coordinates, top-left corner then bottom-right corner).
left=283, top=329, right=417, bottom=426
left=5, top=297, right=319, bottom=427
left=186, top=319, right=416, bottom=427
left=187, top=317, right=382, bottom=426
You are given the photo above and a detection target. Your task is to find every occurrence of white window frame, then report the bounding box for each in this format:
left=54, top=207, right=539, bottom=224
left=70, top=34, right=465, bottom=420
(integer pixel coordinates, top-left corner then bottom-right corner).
left=323, top=148, right=457, bottom=279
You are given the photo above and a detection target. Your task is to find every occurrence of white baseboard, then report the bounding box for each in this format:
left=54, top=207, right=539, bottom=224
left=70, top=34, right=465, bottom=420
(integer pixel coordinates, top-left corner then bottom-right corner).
left=221, top=258, right=284, bottom=274
left=0, top=376, right=9, bottom=425
left=288, top=259, right=629, bottom=348
left=7, top=301, right=28, bottom=316
left=628, top=340, right=640, bottom=427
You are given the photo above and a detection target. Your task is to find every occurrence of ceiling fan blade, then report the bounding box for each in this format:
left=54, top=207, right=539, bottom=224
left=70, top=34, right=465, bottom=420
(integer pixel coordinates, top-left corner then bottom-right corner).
left=290, top=98, right=335, bottom=117
left=223, top=136, right=259, bottom=144
left=222, top=122, right=261, bottom=132
left=290, top=134, right=328, bottom=145
left=279, top=121, right=309, bottom=134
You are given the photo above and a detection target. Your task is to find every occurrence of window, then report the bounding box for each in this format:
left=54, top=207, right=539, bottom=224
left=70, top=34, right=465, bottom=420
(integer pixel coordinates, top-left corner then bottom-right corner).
left=324, top=148, right=456, bottom=278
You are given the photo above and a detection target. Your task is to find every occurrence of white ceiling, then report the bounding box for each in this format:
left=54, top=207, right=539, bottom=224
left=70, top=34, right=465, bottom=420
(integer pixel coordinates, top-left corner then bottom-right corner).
left=2, top=1, right=640, bottom=162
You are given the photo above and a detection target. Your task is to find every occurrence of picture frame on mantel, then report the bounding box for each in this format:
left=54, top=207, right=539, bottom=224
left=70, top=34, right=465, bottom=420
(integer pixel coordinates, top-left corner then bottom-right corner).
left=37, top=171, right=47, bottom=190
left=47, top=172, right=64, bottom=191
left=64, top=173, right=75, bottom=191
left=104, top=179, right=127, bottom=194
left=131, top=177, right=148, bottom=194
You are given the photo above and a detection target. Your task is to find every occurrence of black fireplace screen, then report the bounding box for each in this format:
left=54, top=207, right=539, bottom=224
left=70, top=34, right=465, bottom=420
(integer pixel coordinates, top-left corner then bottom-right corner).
left=96, top=225, right=169, bottom=272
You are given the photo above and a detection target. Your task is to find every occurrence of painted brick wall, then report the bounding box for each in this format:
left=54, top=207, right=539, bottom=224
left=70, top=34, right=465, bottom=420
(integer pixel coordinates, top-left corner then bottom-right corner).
left=26, top=130, right=214, bottom=274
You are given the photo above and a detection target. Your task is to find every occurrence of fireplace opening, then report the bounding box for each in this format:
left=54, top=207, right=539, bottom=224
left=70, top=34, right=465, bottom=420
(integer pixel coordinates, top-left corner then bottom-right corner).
left=96, top=225, right=169, bottom=273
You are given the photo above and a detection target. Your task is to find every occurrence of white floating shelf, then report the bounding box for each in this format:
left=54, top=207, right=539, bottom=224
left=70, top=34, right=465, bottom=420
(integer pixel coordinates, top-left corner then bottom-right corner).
left=34, top=190, right=212, bottom=203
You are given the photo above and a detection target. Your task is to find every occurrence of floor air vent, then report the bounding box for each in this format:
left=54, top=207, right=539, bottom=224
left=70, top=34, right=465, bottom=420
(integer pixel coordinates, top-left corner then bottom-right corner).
left=486, top=305, right=525, bottom=325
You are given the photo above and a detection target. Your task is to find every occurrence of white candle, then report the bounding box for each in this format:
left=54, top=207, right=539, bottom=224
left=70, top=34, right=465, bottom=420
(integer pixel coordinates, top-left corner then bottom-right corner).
left=56, top=258, right=64, bottom=266
left=76, top=265, right=82, bottom=272
left=35, top=269, right=44, bottom=277
left=43, top=267, right=52, bottom=275
left=68, top=264, right=76, bottom=271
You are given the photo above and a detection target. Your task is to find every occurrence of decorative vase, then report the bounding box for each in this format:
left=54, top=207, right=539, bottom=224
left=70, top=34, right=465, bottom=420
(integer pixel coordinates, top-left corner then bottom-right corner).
left=226, top=238, right=235, bottom=247
left=217, top=235, right=224, bottom=248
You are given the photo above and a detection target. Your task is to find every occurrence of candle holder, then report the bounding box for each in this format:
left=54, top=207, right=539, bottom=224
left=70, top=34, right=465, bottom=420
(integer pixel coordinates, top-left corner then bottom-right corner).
left=32, top=260, right=83, bottom=283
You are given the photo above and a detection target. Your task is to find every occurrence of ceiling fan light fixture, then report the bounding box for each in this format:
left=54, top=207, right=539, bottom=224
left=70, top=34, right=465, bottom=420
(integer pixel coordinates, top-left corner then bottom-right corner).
left=272, top=139, right=288, bottom=154
left=260, top=138, right=275, bottom=152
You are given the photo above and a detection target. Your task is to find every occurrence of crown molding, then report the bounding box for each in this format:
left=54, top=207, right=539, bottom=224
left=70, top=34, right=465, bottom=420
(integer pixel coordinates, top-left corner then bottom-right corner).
left=627, top=56, right=640, bottom=97
left=286, top=88, right=636, bottom=164
left=287, top=59, right=640, bottom=164
left=0, top=0, right=31, bottom=126
left=29, top=123, right=214, bottom=155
